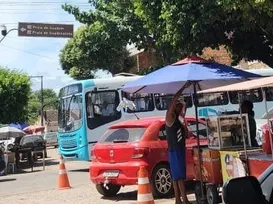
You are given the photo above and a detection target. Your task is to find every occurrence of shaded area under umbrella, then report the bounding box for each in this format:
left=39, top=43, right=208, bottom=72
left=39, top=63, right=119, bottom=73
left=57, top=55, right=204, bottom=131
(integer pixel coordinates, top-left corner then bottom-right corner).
left=122, top=56, right=263, bottom=201
left=0, top=126, right=26, bottom=139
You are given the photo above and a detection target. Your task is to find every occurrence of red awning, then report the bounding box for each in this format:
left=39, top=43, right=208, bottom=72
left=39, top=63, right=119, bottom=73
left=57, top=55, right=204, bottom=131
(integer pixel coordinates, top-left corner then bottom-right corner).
left=23, top=125, right=45, bottom=134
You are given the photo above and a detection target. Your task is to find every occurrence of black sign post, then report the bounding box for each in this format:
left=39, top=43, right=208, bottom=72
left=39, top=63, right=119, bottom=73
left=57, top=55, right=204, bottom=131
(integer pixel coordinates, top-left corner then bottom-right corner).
left=18, top=22, right=74, bottom=38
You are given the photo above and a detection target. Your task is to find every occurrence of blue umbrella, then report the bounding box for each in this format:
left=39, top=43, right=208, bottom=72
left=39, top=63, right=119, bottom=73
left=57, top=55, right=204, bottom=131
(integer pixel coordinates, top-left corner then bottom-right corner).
left=122, top=56, right=262, bottom=201
left=9, top=122, right=29, bottom=130
left=123, top=56, right=262, bottom=94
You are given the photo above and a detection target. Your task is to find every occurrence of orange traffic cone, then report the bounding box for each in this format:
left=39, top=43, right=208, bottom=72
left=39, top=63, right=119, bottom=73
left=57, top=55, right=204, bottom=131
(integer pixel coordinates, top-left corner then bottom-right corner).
left=137, top=166, right=155, bottom=204
left=58, top=155, right=71, bottom=190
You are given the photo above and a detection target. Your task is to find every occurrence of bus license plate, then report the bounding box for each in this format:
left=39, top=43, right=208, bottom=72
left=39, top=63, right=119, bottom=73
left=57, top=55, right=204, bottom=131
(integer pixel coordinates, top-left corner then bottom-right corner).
left=103, top=170, right=119, bottom=178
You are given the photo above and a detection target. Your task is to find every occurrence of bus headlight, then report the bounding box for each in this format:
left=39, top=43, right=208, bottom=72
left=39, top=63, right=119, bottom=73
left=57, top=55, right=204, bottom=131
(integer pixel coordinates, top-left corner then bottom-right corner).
left=79, top=136, right=82, bottom=146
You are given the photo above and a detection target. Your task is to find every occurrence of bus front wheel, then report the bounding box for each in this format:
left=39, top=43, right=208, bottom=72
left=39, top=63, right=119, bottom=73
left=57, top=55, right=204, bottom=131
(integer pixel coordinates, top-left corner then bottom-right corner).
left=96, top=183, right=121, bottom=197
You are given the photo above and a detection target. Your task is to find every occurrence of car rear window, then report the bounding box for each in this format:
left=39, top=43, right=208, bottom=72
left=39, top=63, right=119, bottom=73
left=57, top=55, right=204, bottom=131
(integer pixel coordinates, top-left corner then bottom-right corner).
left=20, top=135, right=43, bottom=145
left=98, top=128, right=146, bottom=143
left=44, top=132, right=57, bottom=138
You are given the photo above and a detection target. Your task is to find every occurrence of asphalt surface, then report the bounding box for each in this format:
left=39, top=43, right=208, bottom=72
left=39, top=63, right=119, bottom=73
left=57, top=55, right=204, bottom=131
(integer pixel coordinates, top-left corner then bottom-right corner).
left=0, top=148, right=197, bottom=204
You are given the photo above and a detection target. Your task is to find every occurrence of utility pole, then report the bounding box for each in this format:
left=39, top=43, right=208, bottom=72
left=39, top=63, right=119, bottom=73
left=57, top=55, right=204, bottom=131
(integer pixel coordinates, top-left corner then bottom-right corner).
left=29, top=76, right=44, bottom=126
left=41, top=76, right=44, bottom=126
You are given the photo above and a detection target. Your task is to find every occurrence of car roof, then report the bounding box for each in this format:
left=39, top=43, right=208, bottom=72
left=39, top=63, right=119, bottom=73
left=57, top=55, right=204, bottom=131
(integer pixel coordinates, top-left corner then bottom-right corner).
left=109, top=116, right=197, bottom=129
left=24, top=134, right=42, bottom=137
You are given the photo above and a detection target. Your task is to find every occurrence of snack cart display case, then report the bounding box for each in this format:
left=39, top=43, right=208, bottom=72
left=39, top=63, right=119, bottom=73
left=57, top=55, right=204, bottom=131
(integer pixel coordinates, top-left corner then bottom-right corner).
left=206, top=114, right=251, bottom=150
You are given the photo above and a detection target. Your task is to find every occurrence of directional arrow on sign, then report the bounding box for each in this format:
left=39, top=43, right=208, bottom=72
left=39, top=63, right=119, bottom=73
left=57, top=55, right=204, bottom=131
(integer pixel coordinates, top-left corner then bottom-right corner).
left=20, top=27, right=27, bottom=32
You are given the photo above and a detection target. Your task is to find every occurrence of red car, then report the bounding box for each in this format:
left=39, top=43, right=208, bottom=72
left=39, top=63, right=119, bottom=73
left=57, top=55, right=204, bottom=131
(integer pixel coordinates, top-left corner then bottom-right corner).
left=90, top=116, right=208, bottom=198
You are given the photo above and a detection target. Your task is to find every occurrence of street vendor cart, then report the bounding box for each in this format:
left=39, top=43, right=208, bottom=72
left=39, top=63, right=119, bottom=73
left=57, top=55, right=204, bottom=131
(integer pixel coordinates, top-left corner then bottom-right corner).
left=193, top=113, right=263, bottom=204
left=194, top=75, right=273, bottom=204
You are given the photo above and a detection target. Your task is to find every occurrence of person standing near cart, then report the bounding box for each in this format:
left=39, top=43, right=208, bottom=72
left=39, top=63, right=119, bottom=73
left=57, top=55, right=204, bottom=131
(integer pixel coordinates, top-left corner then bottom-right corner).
left=166, top=82, right=191, bottom=204
left=240, top=100, right=259, bottom=147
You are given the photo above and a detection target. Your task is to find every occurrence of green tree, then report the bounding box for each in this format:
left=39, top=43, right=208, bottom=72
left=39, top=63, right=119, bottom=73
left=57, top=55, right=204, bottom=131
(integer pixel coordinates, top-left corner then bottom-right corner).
left=59, top=22, right=135, bottom=80
left=63, top=0, right=273, bottom=68
left=0, top=67, right=31, bottom=123
left=34, top=88, right=58, bottom=108
left=27, top=89, right=58, bottom=124
left=27, top=94, right=41, bottom=124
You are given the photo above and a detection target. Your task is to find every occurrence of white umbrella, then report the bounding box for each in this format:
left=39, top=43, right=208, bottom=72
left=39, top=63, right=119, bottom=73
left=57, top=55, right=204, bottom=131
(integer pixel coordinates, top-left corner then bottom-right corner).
left=0, top=126, right=26, bottom=139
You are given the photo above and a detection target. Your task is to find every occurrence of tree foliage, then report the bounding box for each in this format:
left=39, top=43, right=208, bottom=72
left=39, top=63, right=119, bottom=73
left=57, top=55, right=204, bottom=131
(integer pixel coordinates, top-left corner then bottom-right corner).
left=63, top=0, right=273, bottom=68
left=27, top=89, right=58, bottom=124
left=0, top=67, right=31, bottom=124
left=59, top=22, right=135, bottom=80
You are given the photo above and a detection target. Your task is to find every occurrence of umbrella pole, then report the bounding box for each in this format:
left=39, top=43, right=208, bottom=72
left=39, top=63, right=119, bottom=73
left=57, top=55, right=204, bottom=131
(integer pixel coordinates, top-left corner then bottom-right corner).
left=262, top=89, right=273, bottom=160
left=193, top=83, right=205, bottom=200
left=238, top=92, right=249, bottom=175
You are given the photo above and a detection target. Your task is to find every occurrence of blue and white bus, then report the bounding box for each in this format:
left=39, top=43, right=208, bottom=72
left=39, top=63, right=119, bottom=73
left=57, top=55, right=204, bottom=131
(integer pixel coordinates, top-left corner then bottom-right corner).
left=58, top=69, right=273, bottom=161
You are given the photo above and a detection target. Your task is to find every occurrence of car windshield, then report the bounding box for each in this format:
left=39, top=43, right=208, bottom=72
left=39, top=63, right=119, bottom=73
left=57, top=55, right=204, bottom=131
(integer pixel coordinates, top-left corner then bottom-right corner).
left=98, top=128, right=146, bottom=143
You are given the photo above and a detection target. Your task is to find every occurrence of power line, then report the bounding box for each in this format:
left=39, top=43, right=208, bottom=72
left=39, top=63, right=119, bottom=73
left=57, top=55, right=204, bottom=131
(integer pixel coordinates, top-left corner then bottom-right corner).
left=0, top=1, right=89, bottom=4
left=0, top=12, right=73, bottom=14
left=0, top=21, right=78, bottom=25
left=0, top=43, right=59, bottom=60
left=0, top=21, right=79, bottom=25
left=0, top=4, right=90, bottom=7
left=4, top=36, right=66, bottom=47
left=0, top=6, right=90, bottom=9
left=0, top=7, right=90, bottom=10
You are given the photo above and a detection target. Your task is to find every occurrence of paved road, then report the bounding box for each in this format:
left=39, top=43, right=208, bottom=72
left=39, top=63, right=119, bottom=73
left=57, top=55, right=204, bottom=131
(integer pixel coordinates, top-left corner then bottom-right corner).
left=0, top=148, right=197, bottom=204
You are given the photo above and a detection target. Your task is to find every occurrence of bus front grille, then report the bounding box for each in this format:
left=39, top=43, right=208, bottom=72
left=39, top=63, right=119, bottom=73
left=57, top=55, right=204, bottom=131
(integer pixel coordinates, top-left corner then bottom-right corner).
left=61, top=139, right=77, bottom=149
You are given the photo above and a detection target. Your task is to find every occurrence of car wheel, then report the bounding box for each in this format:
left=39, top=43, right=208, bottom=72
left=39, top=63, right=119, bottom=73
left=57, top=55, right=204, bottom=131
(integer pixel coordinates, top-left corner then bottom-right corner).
left=95, top=183, right=121, bottom=197
left=194, top=181, right=208, bottom=204
left=206, top=184, right=220, bottom=204
left=151, top=164, right=174, bottom=198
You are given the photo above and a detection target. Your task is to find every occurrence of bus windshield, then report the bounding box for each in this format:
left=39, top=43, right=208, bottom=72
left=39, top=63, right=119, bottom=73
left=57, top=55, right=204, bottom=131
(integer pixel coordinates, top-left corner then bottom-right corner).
left=58, top=94, right=83, bottom=132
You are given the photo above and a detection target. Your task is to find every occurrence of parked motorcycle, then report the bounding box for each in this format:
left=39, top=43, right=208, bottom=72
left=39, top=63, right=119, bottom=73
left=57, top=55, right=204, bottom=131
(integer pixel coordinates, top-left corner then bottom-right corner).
left=0, top=142, right=6, bottom=172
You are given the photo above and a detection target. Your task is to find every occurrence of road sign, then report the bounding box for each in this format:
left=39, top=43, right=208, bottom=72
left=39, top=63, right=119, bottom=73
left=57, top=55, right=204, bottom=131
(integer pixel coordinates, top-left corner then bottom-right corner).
left=18, top=22, right=74, bottom=38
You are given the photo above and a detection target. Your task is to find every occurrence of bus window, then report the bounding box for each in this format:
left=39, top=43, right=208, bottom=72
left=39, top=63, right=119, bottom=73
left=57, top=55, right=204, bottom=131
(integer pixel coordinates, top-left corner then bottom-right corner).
left=154, top=94, right=193, bottom=110
left=85, top=91, right=121, bottom=130
left=197, top=92, right=228, bottom=107
left=229, top=89, right=263, bottom=104
left=121, top=92, right=154, bottom=112
left=265, top=87, right=273, bottom=101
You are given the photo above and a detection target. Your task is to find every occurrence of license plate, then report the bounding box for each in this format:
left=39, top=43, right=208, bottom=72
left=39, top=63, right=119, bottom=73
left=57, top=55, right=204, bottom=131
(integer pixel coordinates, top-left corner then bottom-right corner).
left=103, top=170, right=119, bottom=178
left=64, top=157, right=76, bottom=161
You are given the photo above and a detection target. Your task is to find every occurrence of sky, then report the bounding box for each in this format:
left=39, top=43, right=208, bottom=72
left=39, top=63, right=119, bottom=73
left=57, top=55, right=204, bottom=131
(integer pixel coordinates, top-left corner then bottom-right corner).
left=0, top=0, right=108, bottom=93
